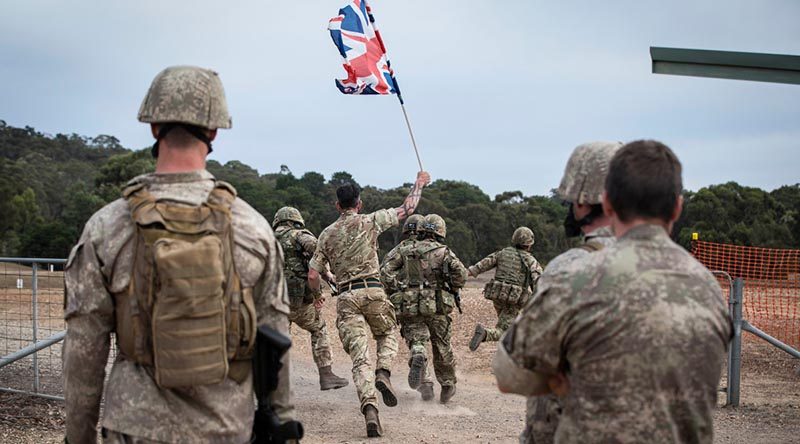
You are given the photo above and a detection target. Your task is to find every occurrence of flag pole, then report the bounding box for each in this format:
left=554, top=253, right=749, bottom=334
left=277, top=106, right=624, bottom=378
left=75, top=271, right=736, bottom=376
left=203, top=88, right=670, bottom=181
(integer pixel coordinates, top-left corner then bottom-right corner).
left=366, top=1, right=424, bottom=171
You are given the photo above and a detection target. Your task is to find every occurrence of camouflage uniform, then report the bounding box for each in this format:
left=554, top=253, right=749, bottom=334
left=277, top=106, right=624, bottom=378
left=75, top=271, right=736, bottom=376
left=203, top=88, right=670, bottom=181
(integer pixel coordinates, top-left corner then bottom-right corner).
left=469, top=247, right=543, bottom=342
left=309, top=208, right=400, bottom=412
left=380, top=238, right=467, bottom=391
left=503, top=224, right=731, bottom=443
left=522, top=225, right=615, bottom=444
left=64, top=170, right=292, bottom=444
left=275, top=225, right=334, bottom=370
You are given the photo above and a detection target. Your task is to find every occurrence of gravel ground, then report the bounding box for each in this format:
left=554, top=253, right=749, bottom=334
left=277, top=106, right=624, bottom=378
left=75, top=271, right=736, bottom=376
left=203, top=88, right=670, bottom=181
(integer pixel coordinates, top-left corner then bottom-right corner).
left=2, top=281, right=799, bottom=443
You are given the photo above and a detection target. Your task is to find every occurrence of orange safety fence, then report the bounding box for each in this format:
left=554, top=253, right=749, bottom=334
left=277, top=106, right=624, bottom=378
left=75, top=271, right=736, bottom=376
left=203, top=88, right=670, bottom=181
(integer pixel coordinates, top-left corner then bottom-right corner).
left=692, top=239, right=800, bottom=349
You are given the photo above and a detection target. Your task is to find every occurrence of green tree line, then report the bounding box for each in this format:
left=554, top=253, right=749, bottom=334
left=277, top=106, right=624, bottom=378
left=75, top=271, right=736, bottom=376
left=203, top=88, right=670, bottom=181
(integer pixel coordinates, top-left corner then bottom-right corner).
left=1, top=121, right=799, bottom=265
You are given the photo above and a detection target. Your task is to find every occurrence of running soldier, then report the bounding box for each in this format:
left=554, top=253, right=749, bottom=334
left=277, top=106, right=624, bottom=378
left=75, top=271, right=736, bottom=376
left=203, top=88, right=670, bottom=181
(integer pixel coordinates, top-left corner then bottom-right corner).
left=307, top=171, right=431, bottom=437
left=494, top=140, right=732, bottom=443
left=272, top=206, right=349, bottom=391
left=63, top=66, right=293, bottom=443
left=521, top=141, right=622, bottom=444
left=468, top=227, right=543, bottom=351
left=380, top=214, right=467, bottom=404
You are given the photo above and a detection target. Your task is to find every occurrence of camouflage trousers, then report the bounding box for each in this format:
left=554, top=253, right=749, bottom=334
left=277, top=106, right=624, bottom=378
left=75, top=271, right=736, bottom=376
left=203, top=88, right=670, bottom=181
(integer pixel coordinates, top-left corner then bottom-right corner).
left=102, top=428, right=266, bottom=444
left=288, top=302, right=333, bottom=369
left=400, top=315, right=456, bottom=387
left=484, top=300, right=521, bottom=342
left=520, top=395, right=560, bottom=444
left=336, top=287, right=398, bottom=411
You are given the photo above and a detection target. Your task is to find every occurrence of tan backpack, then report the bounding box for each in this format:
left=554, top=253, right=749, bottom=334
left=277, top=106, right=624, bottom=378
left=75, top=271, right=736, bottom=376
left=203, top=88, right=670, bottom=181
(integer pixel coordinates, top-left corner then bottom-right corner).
left=115, top=181, right=257, bottom=388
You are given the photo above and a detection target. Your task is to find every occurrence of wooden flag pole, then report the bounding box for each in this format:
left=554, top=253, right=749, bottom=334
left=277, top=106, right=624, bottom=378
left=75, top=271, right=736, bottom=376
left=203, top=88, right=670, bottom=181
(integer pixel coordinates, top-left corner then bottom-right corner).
left=399, top=102, right=423, bottom=171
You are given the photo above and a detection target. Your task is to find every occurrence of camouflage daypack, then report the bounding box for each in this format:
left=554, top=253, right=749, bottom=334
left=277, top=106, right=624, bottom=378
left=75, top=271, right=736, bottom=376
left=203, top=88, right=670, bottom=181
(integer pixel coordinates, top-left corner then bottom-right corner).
left=389, top=240, right=455, bottom=318
left=275, top=227, right=314, bottom=309
left=115, top=181, right=257, bottom=388
left=483, top=247, right=534, bottom=307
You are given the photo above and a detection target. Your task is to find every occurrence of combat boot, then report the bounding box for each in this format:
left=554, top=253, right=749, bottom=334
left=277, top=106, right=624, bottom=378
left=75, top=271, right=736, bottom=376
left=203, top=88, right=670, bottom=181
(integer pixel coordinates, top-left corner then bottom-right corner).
left=318, top=366, right=349, bottom=391
left=375, top=369, right=398, bottom=407
left=440, top=384, right=456, bottom=404
left=418, top=382, right=434, bottom=401
left=363, top=405, right=383, bottom=437
left=469, top=324, right=487, bottom=351
left=407, top=353, right=427, bottom=390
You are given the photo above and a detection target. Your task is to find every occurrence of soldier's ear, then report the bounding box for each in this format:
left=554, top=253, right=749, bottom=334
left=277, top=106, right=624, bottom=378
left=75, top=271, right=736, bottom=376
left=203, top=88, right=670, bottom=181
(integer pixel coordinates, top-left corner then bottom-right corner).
left=601, top=191, right=614, bottom=219
left=208, top=129, right=217, bottom=142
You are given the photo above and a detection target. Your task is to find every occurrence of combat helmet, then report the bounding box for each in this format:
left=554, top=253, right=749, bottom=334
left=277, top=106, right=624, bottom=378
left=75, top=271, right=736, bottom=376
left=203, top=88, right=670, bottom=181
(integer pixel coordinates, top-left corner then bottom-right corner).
left=557, top=141, right=623, bottom=205
left=512, top=227, right=534, bottom=247
left=423, top=214, right=446, bottom=239
left=272, top=206, right=305, bottom=228
left=138, top=66, right=232, bottom=156
left=403, top=214, right=425, bottom=235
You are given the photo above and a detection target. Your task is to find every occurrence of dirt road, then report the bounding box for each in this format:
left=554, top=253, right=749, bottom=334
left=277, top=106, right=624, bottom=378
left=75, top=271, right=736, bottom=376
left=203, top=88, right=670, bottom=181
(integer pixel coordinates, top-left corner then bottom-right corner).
left=2, top=287, right=800, bottom=443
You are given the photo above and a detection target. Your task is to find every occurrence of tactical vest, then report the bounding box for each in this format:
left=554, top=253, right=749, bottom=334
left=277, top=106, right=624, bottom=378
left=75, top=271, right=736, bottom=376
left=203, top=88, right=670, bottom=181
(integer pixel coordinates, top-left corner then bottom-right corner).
left=484, top=246, right=534, bottom=307
left=115, top=181, right=257, bottom=388
left=275, top=227, right=314, bottom=308
left=389, top=240, right=456, bottom=318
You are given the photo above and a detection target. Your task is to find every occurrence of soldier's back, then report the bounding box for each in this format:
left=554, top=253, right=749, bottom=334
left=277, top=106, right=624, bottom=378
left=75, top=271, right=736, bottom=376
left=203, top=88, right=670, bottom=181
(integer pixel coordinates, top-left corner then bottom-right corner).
left=537, top=224, right=730, bottom=443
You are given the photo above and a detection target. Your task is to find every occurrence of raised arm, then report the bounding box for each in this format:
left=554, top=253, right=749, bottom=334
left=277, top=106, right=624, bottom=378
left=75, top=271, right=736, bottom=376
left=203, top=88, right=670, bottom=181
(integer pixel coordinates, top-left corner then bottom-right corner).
left=395, top=171, right=431, bottom=220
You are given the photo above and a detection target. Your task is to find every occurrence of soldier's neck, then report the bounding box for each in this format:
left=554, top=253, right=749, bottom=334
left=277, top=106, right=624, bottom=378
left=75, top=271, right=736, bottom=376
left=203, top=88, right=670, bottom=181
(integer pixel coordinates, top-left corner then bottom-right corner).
left=155, top=143, right=207, bottom=174
left=581, top=214, right=610, bottom=236
left=611, top=218, right=672, bottom=239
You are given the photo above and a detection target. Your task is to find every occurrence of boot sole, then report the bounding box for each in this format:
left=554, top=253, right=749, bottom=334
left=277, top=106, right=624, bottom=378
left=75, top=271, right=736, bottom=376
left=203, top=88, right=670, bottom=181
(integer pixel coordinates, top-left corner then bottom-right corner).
left=375, top=380, right=398, bottom=407
left=419, top=384, right=434, bottom=401
left=469, top=325, right=486, bottom=351
left=320, top=379, right=349, bottom=391
left=408, top=354, right=426, bottom=390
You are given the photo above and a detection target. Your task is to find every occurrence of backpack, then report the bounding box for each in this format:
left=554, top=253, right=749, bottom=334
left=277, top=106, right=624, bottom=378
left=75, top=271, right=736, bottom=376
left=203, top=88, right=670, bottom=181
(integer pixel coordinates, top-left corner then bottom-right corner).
left=115, top=181, right=257, bottom=388
left=275, top=227, right=314, bottom=308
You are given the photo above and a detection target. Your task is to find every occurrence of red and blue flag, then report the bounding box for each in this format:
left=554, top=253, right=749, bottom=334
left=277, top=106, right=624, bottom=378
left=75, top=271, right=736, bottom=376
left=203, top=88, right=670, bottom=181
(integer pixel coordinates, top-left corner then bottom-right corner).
left=328, top=0, right=398, bottom=96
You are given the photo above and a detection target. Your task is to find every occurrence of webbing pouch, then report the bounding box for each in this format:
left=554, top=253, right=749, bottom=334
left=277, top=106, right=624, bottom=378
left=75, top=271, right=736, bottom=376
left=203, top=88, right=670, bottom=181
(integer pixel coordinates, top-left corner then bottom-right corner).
left=417, top=289, right=437, bottom=316
left=151, top=235, right=228, bottom=388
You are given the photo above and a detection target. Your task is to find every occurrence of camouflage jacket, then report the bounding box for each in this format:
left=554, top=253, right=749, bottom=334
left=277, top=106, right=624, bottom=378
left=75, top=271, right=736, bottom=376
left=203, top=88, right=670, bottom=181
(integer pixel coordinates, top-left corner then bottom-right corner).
left=379, top=237, right=415, bottom=294
left=309, top=208, right=398, bottom=284
left=380, top=238, right=468, bottom=295
left=469, top=246, right=543, bottom=291
left=63, top=170, right=292, bottom=444
left=274, top=225, right=318, bottom=301
left=506, top=224, right=732, bottom=443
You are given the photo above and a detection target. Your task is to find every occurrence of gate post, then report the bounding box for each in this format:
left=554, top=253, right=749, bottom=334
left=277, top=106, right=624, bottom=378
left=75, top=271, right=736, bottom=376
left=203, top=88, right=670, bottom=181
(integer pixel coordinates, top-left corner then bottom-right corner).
left=31, top=262, right=40, bottom=394
left=726, top=277, right=744, bottom=407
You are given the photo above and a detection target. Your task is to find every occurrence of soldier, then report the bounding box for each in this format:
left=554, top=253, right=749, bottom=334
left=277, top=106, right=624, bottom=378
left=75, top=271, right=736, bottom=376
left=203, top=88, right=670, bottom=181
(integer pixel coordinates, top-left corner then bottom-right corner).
left=380, top=214, right=467, bottom=404
left=380, top=213, right=425, bottom=275
left=521, top=141, right=622, bottom=444
left=272, top=206, right=349, bottom=391
left=468, top=227, right=543, bottom=351
left=494, top=140, right=732, bottom=443
left=307, top=171, right=431, bottom=438
left=63, top=66, right=294, bottom=443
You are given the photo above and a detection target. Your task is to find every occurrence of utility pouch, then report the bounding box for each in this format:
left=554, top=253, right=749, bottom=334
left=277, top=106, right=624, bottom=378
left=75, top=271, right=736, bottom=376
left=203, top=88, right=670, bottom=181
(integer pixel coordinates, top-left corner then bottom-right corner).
left=438, top=291, right=455, bottom=315
left=417, top=288, right=437, bottom=316
left=151, top=235, right=228, bottom=388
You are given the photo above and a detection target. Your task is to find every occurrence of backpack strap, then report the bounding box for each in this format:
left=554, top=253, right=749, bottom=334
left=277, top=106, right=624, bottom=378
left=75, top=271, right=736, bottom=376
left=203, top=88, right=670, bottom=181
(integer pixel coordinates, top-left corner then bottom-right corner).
left=578, top=240, right=605, bottom=253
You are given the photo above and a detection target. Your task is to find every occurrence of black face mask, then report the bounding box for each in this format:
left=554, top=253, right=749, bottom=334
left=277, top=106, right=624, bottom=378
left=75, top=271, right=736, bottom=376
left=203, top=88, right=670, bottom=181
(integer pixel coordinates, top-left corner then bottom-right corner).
left=563, top=205, right=583, bottom=238
left=563, top=203, right=605, bottom=238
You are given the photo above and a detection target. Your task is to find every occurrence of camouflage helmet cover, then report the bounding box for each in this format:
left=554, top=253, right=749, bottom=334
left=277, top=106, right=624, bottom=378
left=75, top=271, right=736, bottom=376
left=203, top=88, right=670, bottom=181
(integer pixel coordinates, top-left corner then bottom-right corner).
left=138, top=66, right=232, bottom=130
left=403, top=214, right=425, bottom=234
left=557, top=141, right=623, bottom=205
left=272, top=206, right=304, bottom=228
left=423, top=214, right=446, bottom=238
left=512, top=227, right=534, bottom=247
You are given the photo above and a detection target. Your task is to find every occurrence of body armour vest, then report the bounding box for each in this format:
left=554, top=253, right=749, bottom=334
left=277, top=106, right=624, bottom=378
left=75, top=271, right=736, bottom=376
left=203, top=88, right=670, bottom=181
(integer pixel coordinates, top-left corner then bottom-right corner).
left=116, top=180, right=257, bottom=388
left=275, top=227, right=314, bottom=307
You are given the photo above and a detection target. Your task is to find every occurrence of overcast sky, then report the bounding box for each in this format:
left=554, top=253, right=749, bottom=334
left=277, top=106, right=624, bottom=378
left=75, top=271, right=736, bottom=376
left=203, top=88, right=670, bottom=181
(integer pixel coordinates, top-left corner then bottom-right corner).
left=1, top=1, right=798, bottom=197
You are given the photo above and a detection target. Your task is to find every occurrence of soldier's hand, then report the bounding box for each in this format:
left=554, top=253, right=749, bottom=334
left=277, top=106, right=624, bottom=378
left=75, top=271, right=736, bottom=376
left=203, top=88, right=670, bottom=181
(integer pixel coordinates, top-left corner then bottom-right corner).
left=325, top=271, right=336, bottom=285
left=547, top=373, right=570, bottom=397
left=314, top=297, right=326, bottom=310
left=415, top=171, right=431, bottom=187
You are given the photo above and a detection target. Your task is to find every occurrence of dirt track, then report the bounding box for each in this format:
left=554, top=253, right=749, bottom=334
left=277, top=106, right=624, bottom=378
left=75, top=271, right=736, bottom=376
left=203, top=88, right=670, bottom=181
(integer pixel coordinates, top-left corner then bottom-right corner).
left=2, top=285, right=800, bottom=443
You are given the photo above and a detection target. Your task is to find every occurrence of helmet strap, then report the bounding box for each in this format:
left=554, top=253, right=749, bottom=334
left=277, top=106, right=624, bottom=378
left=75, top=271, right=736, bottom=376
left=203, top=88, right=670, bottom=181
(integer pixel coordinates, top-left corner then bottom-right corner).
left=563, top=204, right=604, bottom=238
left=151, top=123, right=213, bottom=158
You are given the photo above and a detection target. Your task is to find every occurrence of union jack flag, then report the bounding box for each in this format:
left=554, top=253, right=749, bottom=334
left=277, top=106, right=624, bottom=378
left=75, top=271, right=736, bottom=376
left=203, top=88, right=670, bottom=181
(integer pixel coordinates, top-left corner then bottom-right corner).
left=328, top=0, right=398, bottom=96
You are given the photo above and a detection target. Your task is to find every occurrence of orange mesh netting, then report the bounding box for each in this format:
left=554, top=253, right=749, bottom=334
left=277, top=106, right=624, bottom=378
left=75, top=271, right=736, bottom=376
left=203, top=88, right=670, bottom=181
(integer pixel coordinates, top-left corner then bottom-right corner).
left=692, top=239, right=800, bottom=349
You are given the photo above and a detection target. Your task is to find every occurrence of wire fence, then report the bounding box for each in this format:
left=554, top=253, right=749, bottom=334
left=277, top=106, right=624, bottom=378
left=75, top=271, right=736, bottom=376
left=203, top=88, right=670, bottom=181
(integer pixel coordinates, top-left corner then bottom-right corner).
left=692, top=240, right=800, bottom=350
left=0, top=258, right=68, bottom=399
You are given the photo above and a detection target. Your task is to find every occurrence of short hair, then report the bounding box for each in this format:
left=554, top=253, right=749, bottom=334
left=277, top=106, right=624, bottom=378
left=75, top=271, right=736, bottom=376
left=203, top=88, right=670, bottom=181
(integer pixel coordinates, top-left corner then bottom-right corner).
left=336, top=182, right=361, bottom=209
left=605, top=140, right=682, bottom=223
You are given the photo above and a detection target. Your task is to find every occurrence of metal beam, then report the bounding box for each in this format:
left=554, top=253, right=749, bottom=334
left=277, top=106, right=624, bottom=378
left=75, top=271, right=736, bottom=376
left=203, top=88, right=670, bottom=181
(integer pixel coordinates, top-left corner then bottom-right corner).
left=651, top=47, right=800, bottom=85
